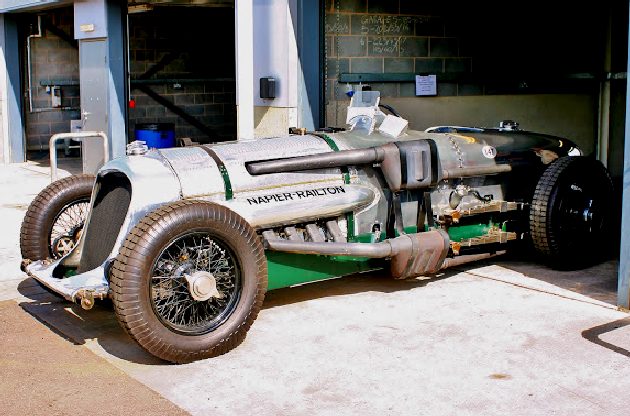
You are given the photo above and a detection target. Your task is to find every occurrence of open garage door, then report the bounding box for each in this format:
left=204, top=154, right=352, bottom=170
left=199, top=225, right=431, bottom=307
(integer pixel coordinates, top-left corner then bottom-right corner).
left=128, top=3, right=236, bottom=144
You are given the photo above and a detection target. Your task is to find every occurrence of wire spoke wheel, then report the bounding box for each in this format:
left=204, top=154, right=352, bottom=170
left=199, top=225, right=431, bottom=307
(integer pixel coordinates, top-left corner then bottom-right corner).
left=151, top=232, right=241, bottom=334
left=111, top=201, right=267, bottom=363
left=49, top=199, right=90, bottom=258
left=20, top=174, right=95, bottom=262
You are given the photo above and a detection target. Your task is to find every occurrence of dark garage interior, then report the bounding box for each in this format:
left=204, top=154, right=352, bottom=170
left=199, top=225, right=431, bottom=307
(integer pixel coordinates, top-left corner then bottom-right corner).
left=18, top=2, right=237, bottom=165
left=127, top=5, right=236, bottom=143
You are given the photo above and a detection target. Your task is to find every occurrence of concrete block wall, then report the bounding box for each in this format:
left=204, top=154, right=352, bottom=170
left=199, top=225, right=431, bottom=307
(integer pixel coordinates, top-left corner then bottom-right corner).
left=324, top=0, right=607, bottom=156
left=128, top=8, right=236, bottom=143
left=25, top=7, right=80, bottom=152
left=325, top=1, right=604, bottom=105
left=325, top=0, right=470, bottom=106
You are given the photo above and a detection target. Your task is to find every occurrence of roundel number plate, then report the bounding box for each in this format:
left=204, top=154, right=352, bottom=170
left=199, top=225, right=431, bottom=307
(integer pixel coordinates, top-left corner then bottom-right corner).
left=482, top=145, right=497, bottom=159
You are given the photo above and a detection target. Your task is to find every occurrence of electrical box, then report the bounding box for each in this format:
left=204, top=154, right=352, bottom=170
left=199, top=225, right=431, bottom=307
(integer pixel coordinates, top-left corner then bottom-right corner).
left=51, top=86, right=62, bottom=108
left=260, top=77, right=276, bottom=100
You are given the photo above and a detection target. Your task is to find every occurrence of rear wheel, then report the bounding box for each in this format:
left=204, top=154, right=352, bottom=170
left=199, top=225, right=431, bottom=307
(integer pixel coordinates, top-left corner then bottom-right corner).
left=110, top=201, right=267, bottom=363
left=529, top=156, right=613, bottom=268
left=20, top=174, right=94, bottom=261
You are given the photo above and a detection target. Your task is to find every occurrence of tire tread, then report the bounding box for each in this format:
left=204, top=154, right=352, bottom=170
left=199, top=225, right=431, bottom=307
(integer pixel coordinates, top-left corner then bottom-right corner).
left=110, top=200, right=267, bottom=363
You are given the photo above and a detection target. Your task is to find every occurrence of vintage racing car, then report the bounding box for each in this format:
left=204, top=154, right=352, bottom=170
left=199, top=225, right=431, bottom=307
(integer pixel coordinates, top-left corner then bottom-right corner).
left=20, top=91, right=613, bottom=363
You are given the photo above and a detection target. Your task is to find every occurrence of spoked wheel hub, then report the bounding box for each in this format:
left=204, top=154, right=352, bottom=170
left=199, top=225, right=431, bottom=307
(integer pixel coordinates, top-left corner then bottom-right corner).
left=150, top=232, right=241, bottom=335
left=49, top=199, right=89, bottom=259
left=183, top=271, right=225, bottom=301
left=51, top=225, right=84, bottom=258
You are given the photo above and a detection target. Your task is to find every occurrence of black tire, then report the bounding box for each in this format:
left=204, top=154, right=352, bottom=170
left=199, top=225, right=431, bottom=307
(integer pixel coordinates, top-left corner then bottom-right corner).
left=20, top=174, right=94, bottom=261
left=110, top=200, right=267, bottom=363
left=529, top=156, right=613, bottom=268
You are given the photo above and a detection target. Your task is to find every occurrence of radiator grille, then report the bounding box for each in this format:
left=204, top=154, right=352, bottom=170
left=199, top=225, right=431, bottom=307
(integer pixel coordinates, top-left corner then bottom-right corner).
left=78, top=172, right=131, bottom=273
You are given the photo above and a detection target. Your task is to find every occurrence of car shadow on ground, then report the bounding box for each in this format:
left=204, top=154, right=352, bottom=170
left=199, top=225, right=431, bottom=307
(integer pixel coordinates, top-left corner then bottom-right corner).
left=15, top=269, right=459, bottom=365
left=17, top=278, right=166, bottom=365
left=15, top=256, right=621, bottom=365
left=493, top=253, right=619, bottom=305
left=262, top=269, right=458, bottom=309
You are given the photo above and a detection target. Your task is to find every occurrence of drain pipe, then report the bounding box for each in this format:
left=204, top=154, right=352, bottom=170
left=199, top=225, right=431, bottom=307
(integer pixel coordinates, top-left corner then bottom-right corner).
left=27, top=15, right=43, bottom=113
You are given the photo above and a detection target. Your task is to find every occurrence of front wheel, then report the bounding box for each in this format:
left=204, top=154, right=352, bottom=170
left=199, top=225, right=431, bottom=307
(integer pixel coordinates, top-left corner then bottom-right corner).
left=20, top=174, right=94, bottom=261
left=110, top=201, right=267, bottom=363
left=529, top=156, right=613, bottom=268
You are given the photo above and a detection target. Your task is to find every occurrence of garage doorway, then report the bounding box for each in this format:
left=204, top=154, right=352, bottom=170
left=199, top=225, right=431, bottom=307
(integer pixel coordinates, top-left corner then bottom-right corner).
left=18, top=7, right=82, bottom=170
left=127, top=4, right=236, bottom=144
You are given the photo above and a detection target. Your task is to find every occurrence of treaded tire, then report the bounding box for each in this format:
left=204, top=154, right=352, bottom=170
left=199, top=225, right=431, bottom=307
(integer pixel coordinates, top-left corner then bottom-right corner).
left=530, top=156, right=613, bottom=268
left=110, top=200, right=267, bottom=363
left=20, top=174, right=95, bottom=261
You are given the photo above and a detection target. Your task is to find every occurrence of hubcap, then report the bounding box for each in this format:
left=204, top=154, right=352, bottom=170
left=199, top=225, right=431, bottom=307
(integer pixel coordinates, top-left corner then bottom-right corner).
left=557, top=180, right=604, bottom=248
left=183, top=271, right=224, bottom=301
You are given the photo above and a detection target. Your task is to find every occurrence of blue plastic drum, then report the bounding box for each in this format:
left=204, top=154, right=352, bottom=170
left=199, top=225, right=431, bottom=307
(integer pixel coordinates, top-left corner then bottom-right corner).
left=134, top=123, right=175, bottom=149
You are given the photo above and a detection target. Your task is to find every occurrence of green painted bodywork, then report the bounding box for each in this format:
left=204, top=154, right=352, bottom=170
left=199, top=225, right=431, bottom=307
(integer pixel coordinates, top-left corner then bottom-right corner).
left=219, top=165, right=233, bottom=200
left=266, top=252, right=380, bottom=290
left=447, top=223, right=492, bottom=242
left=319, top=134, right=341, bottom=152
left=265, top=221, right=497, bottom=290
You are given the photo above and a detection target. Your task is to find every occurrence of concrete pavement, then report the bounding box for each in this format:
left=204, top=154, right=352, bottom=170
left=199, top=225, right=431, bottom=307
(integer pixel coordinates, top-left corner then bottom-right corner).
left=0, top=300, right=189, bottom=416
left=1, top=160, right=630, bottom=416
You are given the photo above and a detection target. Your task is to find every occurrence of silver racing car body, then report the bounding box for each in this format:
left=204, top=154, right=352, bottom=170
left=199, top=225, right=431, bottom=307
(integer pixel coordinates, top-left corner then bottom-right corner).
left=21, top=91, right=610, bottom=362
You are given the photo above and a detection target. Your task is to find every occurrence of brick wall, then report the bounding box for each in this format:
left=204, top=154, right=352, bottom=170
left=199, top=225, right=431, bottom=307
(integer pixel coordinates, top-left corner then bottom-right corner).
left=128, top=8, right=236, bottom=143
left=25, top=7, right=80, bottom=152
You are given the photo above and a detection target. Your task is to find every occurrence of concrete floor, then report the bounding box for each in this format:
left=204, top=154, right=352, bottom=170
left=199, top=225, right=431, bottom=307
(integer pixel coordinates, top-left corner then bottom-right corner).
left=0, top=300, right=189, bottom=415
left=1, top=161, right=630, bottom=415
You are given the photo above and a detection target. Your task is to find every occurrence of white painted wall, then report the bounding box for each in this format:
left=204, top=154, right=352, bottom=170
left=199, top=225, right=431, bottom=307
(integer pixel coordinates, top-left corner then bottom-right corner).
left=252, top=0, right=298, bottom=108
left=236, top=0, right=254, bottom=139
left=236, top=0, right=301, bottom=138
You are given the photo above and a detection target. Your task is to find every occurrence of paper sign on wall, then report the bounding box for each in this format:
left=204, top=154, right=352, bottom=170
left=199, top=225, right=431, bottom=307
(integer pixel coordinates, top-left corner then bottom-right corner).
left=415, top=75, right=437, bottom=96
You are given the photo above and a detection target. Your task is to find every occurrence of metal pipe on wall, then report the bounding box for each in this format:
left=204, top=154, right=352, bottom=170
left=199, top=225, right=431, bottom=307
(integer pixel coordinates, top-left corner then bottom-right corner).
left=26, top=15, right=42, bottom=113
left=597, top=9, right=613, bottom=168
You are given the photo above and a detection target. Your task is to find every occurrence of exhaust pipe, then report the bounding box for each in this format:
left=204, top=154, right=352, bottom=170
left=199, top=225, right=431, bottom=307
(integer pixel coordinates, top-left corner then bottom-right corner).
left=440, top=251, right=506, bottom=269
left=265, top=230, right=450, bottom=278
left=266, top=233, right=507, bottom=277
